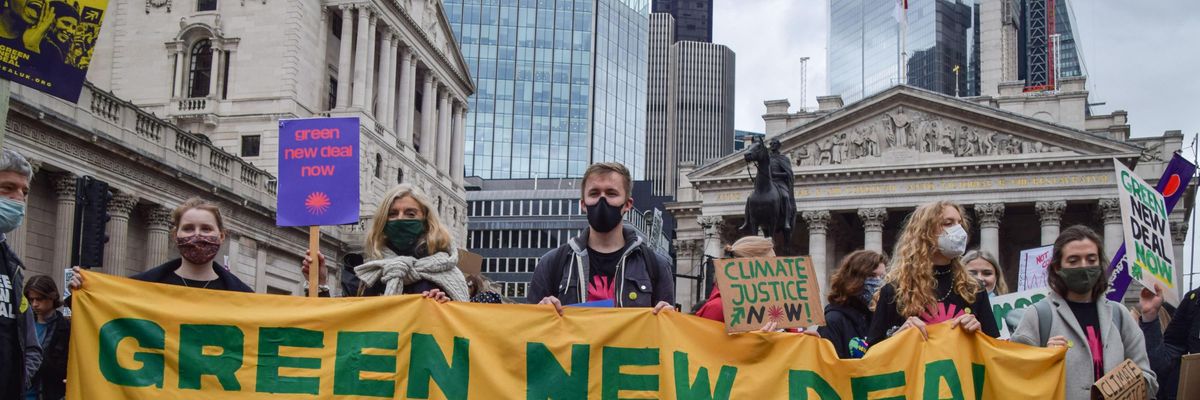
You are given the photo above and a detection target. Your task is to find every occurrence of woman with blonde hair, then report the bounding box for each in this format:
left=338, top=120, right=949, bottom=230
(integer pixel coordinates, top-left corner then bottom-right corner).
left=303, top=184, right=469, bottom=301
left=866, top=201, right=999, bottom=346
left=962, top=249, right=1008, bottom=296
left=694, top=236, right=776, bottom=322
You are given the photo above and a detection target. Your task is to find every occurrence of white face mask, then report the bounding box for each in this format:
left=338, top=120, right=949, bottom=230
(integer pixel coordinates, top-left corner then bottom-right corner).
left=938, top=224, right=968, bottom=259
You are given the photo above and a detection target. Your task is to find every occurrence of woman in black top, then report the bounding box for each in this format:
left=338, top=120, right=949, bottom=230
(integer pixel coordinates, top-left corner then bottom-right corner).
left=866, top=201, right=999, bottom=348
left=819, top=250, right=887, bottom=358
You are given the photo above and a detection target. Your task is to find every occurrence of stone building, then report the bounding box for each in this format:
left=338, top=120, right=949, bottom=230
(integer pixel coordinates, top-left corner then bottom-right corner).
left=6, top=0, right=475, bottom=292
left=668, top=77, right=1194, bottom=310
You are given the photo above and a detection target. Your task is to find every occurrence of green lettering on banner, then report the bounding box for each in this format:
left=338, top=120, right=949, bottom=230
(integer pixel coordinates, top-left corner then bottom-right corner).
left=407, top=333, right=470, bottom=400
left=922, top=359, right=963, bottom=400
left=787, top=370, right=841, bottom=400
left=334, top=331, right=399, bottom=397
left=601, top=346, right=659, bottom=400
left=971, top=363, right=986, bottom=399
left=178, top=324, right=244, bottom=391
left=525, top=342, right=589, bottom=400
left=256, top=327, right=323, bottom=395
left=673, top=351, right=737, bottom=400
left=851, top=371, right=905, bottom=400
left=98, top=318, right=165, bottom=388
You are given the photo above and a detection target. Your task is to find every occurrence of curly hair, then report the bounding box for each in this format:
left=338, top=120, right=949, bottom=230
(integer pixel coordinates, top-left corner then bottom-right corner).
left=828, top=250, right=888, bottom=306
left=885, top=201, right=981, bottom=317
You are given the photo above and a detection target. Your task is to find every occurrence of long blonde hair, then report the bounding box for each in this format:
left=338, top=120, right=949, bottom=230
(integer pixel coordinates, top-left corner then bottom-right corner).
left=364, top=184, right=453, bottom=260
left=725, top=236, right=776, bottom=258
left=885, top=201, right=980, bottom=317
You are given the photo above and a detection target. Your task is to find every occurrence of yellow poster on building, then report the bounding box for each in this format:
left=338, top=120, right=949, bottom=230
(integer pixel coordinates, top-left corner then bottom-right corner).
left=68, top=272, right=1066, bottom=399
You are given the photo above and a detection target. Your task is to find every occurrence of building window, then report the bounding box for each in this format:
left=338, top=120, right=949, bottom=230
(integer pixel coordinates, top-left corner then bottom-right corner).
left=240, top=135, right=260, bottom=157
left=328, top=76, right=338, bottom=110
left=187, top=39, right=213, bottom=98
left=396, top=167, right=404, bottom=184
left=374, top=153, right=383, bottom=178
left=197, top=0, right=217, bottom=12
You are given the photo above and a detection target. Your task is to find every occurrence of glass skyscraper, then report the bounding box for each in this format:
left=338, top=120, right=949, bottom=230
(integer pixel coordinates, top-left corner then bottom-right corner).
left=828, top=0, right=978, bottom=104
left=1018, top=0, right=1085, bottom=91
left=445, top=0, right=649, bottom=180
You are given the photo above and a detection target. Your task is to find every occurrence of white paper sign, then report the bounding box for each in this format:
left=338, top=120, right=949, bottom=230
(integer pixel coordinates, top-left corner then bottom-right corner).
left=990, top=288, right=1050, bottom=339
left=1114, top=160, right=1178, bottom=306
left=1017, top=245, right=1053, bottom=292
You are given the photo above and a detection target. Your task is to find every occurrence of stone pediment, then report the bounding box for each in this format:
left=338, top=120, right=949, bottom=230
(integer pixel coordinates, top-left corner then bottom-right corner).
left=693, top=86, right=1143, bottom=179
left=418, top=0, right=473, bottom=90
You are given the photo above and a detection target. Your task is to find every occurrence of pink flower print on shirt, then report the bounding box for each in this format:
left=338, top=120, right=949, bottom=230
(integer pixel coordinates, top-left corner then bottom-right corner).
left=587, top=275, right=615, bottom=301
left=920, top=302, right=966, bottom=325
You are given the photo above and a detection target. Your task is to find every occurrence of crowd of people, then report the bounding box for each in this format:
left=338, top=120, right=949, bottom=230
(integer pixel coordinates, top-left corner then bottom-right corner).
left=1, top=148, right=1197, bottom=399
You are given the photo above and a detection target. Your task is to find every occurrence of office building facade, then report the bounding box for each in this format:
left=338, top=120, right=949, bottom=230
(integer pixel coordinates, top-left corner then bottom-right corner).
left=652, top=0, right=713, bottom=42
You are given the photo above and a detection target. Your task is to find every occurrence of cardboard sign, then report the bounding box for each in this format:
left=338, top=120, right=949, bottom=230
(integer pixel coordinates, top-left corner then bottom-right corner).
left=276, top=117, right=360, bottom=227
left=1114, top=160, right=1178, bottom=306
left=1091, top=359, right=1146, bottom=400
left=1178, top=353, right=1200, bottom=400
left=1017, top=245, right=1053, bottom=292
left=989, top=288, right=1049, bottom=339
left=1107, top=153, right=1196, bottom=302
left=0, top=0, right=107, bottom=101
left=457, top=250, right=482, bottom=276
left=715, top=256, right=824, bottom=333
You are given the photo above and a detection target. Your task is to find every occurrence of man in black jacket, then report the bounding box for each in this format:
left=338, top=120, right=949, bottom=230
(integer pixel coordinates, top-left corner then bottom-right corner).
left=1139, top=284, right=1200, bottom=400
left=0, top=149, right=42, bottom=398
left=526, top=163, right=674, bottom=313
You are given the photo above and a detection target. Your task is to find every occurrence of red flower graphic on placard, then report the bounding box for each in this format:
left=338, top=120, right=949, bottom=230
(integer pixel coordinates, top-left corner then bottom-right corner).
left=767, top=305, right=786, bottom=323
left=305, top=192, right=332, bottom=215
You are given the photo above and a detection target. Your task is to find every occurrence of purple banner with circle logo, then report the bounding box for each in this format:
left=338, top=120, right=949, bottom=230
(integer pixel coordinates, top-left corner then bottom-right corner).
left=276, top=117, right=360, bottom=227
left=1106, top=153, right=1196, bottom=301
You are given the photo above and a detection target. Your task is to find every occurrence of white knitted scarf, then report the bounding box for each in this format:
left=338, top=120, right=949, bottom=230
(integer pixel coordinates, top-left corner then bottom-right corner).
left=354, top=246, right=470, bottom=302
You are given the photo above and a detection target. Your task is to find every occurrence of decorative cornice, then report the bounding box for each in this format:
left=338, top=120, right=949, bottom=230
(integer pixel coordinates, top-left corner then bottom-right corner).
left=697, top=216, right=724, bottom=235
left=974, top=203, right=1005, bottom=228
left=1169, top=220, right=1188, bottom=243
left=146, top=205, right=173, bottom=229
left=106, top=192, right=139, bottom=217
left=1036, top=200, right=1067, bottom=225
left=52, top=172, right=77, bottom=199
left=857, top=207, right=888, bottom=231
left=802, top=210, right=831, bottom=234
left=1097, top=198, right=1122, bottom=223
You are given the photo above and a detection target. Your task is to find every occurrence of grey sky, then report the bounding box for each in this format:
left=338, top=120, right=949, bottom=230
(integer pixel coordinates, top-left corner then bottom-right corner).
left=713, top=0, right=1200, bottom=290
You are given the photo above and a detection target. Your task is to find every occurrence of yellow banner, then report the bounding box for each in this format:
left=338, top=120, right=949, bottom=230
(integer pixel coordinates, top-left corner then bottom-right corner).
left=69, top=272, right=1066, bottom=399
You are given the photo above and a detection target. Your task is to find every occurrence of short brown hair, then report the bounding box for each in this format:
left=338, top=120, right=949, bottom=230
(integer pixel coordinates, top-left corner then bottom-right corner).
left=828, top=250, right=888, bottom=306
left=170, top=197, right=227, bottom=237
left=24, top=275, right=62, bottom=309
left=580, top=162, right=633, bottom=198
left=1047, top=225, right=1109, bottom=299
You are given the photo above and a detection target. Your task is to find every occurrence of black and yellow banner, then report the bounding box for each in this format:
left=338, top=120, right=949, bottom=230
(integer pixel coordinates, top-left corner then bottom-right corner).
left=69, top=271, right=1066, bottom=399
left=0, top=0, right=106, bottom=101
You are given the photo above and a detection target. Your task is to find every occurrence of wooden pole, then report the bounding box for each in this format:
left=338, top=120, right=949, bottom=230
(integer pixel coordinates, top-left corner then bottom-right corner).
left=308, top=226, right=320, bottom=297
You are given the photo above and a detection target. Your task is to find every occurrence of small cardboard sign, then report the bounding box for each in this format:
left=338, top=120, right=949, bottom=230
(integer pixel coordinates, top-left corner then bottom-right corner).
left=1091, top=359, right=1146, bottom=400
left=1178, top=353, right=1200, bottom=400
left=715, top=256, right=824, bottom=333
left=457, top=250, right=482, bottom=276
left=1017, top=245, right=1053, bottom=292
left=1114, top=160, right=1178, bottom=306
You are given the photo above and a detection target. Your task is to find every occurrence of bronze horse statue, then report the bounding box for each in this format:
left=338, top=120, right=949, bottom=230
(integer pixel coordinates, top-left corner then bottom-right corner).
left=739, top=136, right=793, bottom=243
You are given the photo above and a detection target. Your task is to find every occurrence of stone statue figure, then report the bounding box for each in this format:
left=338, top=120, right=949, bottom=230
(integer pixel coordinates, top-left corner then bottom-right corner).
left=739, top=136, right=794, bottom=243
left=794, top=144, right=812, bottom=166
left=768, top=139, right=796, bottom=233
left=817, top=139, right=833, bottom=165
left=831, top=134, right=846, bottom=164
left=888, top=108, right=912, bottom=149
left=864, top=130, right=879, bottom=156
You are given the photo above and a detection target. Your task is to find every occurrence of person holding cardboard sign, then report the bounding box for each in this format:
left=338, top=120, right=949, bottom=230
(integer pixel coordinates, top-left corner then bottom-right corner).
left=1010, top=225, right=1158, bottom=400
left=301, top=184, right=469, bottom=302
left=866, top=201, right=999, bottom=348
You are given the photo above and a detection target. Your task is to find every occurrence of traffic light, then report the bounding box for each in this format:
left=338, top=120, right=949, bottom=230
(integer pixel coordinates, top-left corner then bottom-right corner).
left=71, top=176, right=112, bottom=269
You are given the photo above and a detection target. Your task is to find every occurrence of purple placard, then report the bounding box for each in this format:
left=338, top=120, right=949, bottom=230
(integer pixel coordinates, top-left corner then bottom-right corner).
left=1106, top=153, right=1196, bottom=301
left=276, top=117, right=361, bottom=227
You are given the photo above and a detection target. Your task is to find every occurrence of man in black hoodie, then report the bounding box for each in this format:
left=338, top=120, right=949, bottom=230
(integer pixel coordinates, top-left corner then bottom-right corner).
left=526, top=163, right=674, bottom=313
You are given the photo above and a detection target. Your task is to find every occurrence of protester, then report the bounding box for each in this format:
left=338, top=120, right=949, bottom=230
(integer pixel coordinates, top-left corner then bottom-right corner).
left=694, top=236, right=776, bottom=322
left=1010, top=225, right=1157, bottom=400
left=527, top=162, right=673, bottom=314
left=303, top=184, right=466, bottom=302
left=866, top=200, right=999, bottom=347
left=962, top=249, right=1009, bottom=296
left=466, top=273, right=502, bottom=304
left=23, top=275, right=69, bottom=400
left=818, top=250, right=887, bottom=358
left=72, top=197, right=253, bottom=292
left=1138, top=282, right=1197, bottom=400
left=0, top=149, right=42, bottom=397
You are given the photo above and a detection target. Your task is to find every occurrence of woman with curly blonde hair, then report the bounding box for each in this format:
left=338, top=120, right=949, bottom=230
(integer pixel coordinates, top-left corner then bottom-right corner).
left=866, top=201, right=999, bottom=346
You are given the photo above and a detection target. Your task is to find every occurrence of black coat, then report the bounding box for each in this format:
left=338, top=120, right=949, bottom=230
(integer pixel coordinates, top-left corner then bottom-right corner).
left=818, top=300, right=872, bottom=359
left=1142, top=288, right=1200, bottom=400
left=525, top=227, right=673, bottom=307
left=30, top=310, right=69, bottom=400
left=132, top=259, right=254, bottom=292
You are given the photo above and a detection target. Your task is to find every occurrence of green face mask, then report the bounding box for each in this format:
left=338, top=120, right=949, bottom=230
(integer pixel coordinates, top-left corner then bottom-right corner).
left=383, top=219, right=425, bottom=253
left=1055, top=265, right=1103, bottom=294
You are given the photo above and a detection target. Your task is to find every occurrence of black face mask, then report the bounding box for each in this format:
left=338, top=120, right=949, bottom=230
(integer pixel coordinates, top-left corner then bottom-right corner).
left=585, top=197, right=625, bottom=233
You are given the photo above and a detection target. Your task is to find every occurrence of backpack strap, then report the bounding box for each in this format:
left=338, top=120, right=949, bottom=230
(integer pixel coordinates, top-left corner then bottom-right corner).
left=1035, top=300, right=1053, bottom=347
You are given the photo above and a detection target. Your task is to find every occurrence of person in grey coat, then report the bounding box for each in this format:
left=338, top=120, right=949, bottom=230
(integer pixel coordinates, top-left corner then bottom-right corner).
left=1011, top=225, right=1157, bottom=400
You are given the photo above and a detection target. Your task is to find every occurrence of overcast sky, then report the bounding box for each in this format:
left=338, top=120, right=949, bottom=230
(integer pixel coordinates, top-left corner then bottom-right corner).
left=712, top=0, right=1200, bottom=290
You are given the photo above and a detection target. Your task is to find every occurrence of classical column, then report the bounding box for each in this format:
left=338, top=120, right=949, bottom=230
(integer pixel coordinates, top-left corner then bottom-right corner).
left=382, top=33, right=399, bottom=131
left=405, top=57, right=419, bottom=143
left=396, top=49, right=414, bottom=143
left=437, top=89, right=452, bottom=172
left=52, top=173, right=77, bottom=289
left=802, top=210, right=831, bottom=295
left=208, top=46, right=221, bottom=97
left=1169, top=221, right=1187, bottom=299
left=451, top=102, right=465, bottom=182
left=172, top=49, right=185, bottom=98
left=363, top=13, right=377, bottom=114
left=351, top=5, right=372, bottom=109
left=857, top=208, right=887, bottom=252
left=1036, top=201, right=1066, bottom=246
left=1097, top=198, right=1123, bottom=261
left=103, top=192, right=138, bottom=277
left=7, top=160, right=41, bottom=260
left=145, top=205, right=172, bottom=271
left=697, top=216, right=724, bottom=259
left=419, top=75, right=436, bottom=160
left=974, top=203, right=1005, bottom=259
left=335, top=4, right=354, bottom=109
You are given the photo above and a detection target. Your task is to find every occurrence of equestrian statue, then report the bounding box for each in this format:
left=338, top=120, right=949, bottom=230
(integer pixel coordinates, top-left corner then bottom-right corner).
left=740, top=136, right=796, bottom=243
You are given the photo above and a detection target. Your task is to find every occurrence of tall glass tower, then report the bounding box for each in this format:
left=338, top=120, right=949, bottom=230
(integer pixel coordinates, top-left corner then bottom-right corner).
left=445, top=0, right=649, bottom=180
left=828, top=0, right=978, bottom=104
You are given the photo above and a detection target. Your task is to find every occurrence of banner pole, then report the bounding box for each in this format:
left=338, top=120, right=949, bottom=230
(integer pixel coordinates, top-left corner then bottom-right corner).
left=308, top=226, right=320, bottom=297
